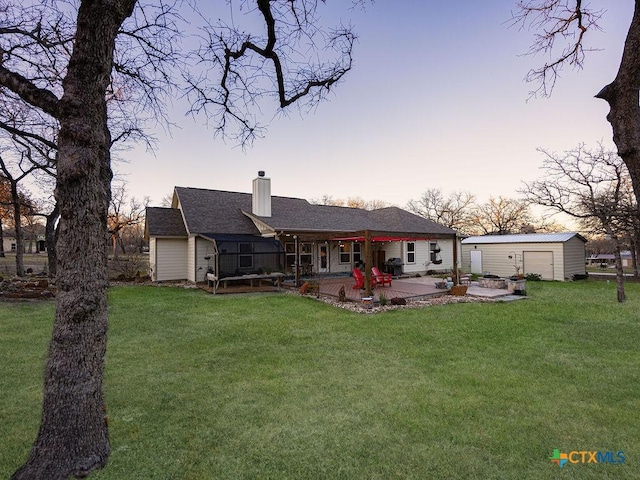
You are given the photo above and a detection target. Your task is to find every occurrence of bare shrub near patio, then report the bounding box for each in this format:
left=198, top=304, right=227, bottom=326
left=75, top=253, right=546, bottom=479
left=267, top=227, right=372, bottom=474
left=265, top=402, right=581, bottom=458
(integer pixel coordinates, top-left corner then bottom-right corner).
left=109, top=254, right=149, bottom=281
left=379, top=293, right=388, bottom=306
left=338, top=285, right=346, bottom=302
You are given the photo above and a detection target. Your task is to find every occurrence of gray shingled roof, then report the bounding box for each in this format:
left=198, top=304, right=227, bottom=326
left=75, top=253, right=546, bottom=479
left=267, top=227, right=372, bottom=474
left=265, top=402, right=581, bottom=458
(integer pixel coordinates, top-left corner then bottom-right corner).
left=461, top=232, right=586, bottom=244
left=145, top=207, right=187, bottom=237
left=174, top=187, right=260, bottom=235
left=149, top=186, right=457, bottom=237
left=367, top=207, right=457, bottom=235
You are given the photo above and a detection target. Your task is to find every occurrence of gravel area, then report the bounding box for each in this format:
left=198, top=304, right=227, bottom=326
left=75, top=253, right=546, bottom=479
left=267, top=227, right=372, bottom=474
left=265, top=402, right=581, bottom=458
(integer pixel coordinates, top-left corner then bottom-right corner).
left=109, top=279, right=504, bottom=313
left=297, top=291, right=501, bottom=313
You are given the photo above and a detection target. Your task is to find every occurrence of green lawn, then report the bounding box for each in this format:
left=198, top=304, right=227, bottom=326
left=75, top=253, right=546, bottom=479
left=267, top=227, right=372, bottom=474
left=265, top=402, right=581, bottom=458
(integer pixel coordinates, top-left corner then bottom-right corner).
left=1, top=281, right=639, bottom=479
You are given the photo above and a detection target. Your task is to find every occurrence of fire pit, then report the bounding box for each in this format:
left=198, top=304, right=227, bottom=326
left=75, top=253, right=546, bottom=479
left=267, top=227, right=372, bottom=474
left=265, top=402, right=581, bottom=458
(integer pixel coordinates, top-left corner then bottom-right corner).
left=477, top=276, right=506, bottom=289
left=507, top=278, right=526, bottom=295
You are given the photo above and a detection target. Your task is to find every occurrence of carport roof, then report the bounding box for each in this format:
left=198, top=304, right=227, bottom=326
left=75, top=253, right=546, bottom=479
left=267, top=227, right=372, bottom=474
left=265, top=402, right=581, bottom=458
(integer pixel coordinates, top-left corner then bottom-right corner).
left=461, top=232, right=586, bottom=244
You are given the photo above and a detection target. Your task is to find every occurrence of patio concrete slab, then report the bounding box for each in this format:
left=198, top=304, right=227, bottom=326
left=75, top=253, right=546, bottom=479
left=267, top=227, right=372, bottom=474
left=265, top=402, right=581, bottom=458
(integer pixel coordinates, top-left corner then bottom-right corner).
left=206, top=273, right=528, bottom=303
left=311, top=275, right=526, bottom=302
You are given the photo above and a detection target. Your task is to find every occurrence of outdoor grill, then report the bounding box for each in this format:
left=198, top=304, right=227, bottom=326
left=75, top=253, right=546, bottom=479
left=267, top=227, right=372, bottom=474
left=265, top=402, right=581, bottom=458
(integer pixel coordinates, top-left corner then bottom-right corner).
left=385, top=258, right=403, bottom=276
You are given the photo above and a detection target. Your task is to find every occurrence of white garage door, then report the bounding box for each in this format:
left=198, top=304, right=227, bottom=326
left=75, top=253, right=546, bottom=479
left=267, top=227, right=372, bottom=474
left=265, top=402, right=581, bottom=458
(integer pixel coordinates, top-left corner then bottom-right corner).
left=156, top=239, right=188, bottom=281
left=523, top=251, right=553, bottom=280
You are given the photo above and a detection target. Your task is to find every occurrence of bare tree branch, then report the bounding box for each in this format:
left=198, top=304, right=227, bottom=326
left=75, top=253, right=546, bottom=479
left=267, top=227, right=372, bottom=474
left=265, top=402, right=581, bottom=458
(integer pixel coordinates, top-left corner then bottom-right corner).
left=510, top=0, right=604, bottom=97
left=185, top=0, right=357, bottom=146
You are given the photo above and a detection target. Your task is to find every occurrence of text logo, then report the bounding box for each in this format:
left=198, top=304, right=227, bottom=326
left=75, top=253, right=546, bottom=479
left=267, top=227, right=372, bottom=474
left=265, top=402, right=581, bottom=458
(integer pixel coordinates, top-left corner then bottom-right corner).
left=550, top=449, right=625, bottom=468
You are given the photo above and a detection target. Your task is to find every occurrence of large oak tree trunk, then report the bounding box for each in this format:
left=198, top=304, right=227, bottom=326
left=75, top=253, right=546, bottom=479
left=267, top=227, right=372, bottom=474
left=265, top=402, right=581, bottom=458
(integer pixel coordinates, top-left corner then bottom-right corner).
left=12, top=1, right=136, bottom=479
left=612, top=237, right=627, bottom=303
left=0, top=218, right=4, bottom=257
left=596, top=1, right=640, bottom=238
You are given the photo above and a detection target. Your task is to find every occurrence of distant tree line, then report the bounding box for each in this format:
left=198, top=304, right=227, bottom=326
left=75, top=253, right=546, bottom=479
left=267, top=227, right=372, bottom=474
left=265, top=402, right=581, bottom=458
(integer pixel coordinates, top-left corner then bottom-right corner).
left=313, top=189, right=566, bottom=237
left=0, top=173, right=148, bottom=276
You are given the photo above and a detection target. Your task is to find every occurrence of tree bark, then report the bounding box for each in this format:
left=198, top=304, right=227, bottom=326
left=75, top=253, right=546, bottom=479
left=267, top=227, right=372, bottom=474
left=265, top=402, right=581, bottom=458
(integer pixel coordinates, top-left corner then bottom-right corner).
left=612, top=238, right=627, bottom=303
left=596, top=1, right=640, bottom=223
left=0, top=217, right=4, bottom=257
left=631, top=237, right=639, bottom=279
left=11, top=1, right=136, bottom=479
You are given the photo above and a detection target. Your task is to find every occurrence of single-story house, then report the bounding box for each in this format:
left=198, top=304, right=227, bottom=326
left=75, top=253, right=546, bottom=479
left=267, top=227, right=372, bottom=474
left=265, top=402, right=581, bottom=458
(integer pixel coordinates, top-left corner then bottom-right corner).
left=1, top=230, right=47, bottom=254
left=588, top=251, right=633, bottom=268
left=145, top=172, right=460, bottom=284
left=460, top=232, right=587, bottom=281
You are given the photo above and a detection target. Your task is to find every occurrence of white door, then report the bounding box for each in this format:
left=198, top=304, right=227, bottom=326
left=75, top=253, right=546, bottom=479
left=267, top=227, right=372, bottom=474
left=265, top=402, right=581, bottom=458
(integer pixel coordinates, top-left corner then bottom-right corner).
left=318, top=243, right=329, bottom=273
left=470, top=250, right=482, bottom=274
left=524, top=251, right=554, bottom=280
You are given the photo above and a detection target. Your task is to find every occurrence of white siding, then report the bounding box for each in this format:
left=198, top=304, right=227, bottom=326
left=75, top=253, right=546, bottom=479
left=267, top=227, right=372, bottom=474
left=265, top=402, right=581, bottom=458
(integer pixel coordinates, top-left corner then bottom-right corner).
left=324, top=240, right=458, bottom=276
left=461, top=243, right=519, bottom=278
left=154, top=238, right=188, bottom=281
left=401, top=239, right=456, bottom=275
left=328, top=241, right=352, bottom=274
left=149, top=237, right=157, bottom=280
left=402, top=241, right=421, bottom=274
left=563, top=236, right=587, bottom=279
left=187, top=236, right=196, bottom=282
left=382, top=242, right=402, bottom=263
left=461, top=240, right=585, bottom=281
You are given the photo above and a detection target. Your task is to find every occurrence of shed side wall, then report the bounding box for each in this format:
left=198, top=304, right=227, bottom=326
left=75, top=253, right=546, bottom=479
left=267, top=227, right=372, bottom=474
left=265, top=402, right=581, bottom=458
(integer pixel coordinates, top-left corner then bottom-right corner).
left=563, top=236, right=587, bottom=280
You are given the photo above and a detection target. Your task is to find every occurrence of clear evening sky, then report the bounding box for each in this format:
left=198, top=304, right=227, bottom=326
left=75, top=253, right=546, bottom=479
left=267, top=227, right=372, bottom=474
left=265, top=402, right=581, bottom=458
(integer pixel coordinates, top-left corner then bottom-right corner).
left=120, top=1, right=634, bottom=210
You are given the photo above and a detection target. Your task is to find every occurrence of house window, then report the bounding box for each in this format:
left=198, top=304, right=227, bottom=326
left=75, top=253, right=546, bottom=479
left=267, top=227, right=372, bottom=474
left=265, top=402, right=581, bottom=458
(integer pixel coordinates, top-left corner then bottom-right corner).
left=285, top=242, right=296, bottom=271
left=407, top=242, right=415, bottom=264
left=300, top=243, right=313, bottom=269
left=353, top=243, right=362, bottom=265
left=430, top=241, right=438, bottom=263
left=11, top=243, right=16, bottom=251
left=239, top=242, right=253, bottom=269
left=339, top=243, right=351, bottom=264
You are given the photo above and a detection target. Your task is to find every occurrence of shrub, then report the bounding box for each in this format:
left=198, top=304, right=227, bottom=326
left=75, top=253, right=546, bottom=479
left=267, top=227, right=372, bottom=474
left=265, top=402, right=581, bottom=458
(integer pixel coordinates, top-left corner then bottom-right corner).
left=109, top=254, right=149, bottom=280
left=525, top=273, right=542, bottom=281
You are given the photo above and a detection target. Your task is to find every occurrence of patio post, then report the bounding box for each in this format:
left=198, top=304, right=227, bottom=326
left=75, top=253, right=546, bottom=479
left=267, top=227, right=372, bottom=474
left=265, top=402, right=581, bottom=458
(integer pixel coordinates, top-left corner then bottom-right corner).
left=365, top=230, right=373, bottom=297
left=294, top=235, right=299, bottom=287
left=452, top=233, right=459, bottom=284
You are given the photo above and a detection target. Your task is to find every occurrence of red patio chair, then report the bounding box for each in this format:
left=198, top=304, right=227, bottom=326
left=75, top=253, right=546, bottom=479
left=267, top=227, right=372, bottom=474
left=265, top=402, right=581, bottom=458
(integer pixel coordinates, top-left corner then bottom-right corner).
left=371, top=266, right=392, bottom=287
left=352, top=268, right=374, bottom=289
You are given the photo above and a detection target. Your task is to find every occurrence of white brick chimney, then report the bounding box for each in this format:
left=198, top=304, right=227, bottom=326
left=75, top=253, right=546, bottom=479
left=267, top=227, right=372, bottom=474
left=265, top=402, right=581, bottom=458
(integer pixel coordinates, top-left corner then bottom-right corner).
left=252, top=171, right=271, bottom=217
